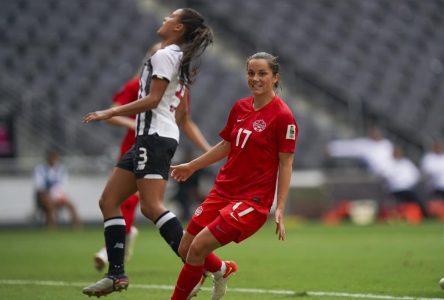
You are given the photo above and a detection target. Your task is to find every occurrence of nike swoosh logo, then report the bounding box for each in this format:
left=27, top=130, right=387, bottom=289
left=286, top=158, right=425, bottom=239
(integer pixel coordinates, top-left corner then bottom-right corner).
left=215, top=225, right=226, bottom=233
left=224, top=266, right=234, bottom=278
left=236, top=119, right=245, bottom=122
left=230, top=212, right=239, bottom=221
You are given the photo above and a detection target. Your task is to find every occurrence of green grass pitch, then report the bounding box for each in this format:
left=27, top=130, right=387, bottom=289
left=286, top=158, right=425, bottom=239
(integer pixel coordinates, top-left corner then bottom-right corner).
left=1, top=219, right=443, bottom=300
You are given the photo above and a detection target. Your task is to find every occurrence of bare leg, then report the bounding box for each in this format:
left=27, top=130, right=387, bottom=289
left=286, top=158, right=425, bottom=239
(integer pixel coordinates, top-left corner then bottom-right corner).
left=61, top=199, right=81, bottom=228
left=171, top=229, right=222, bottom=300
left=100, top=168, right=138, bottom=219
left=178, top=231, right=196, bottom=261
left=37, top=192, right=57, bottom=228
left=186, top=228, right=222, bottom=265
left=137, top=178, right=183, bottom=257
left=136, top=178, right=167, bottom=221
left=83, top=168, right=136, bottom=297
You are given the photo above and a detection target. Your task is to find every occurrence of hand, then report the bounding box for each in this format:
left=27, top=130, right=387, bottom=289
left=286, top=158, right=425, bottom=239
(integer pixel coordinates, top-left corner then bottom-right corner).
left=83, top=108, right=115, bottom=123
left=275, top=208, right=285, bottom=241
left=170, top=163, right=195, bottom=182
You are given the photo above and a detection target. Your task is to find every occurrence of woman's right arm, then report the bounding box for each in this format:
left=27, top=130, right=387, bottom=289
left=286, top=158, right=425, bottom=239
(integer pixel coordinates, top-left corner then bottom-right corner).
left=83, top=78, right=169, bottom=123
left=171, top=140, right=230, bottom=182
left=105, top=104, right=136, bottom=130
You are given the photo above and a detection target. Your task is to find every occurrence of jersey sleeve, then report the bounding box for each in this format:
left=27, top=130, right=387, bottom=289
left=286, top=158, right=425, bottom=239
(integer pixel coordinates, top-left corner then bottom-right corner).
left=276, top=110, right=298, bottom=153
left=112, top=79, right=139, bottom=105
left=150, top=49, right=178, bottom=81
left=219, top=104, right=238, bottom=142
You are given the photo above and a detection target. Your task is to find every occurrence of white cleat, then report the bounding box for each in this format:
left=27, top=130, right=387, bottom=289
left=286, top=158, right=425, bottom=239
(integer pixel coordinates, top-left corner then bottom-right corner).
left=125, top=226, right=139, bottom=261
left=93, top=247, right=108, bottom=272
left=82, top=274, right=129, bottom=297
left=212, top=261, right=237, bottom=300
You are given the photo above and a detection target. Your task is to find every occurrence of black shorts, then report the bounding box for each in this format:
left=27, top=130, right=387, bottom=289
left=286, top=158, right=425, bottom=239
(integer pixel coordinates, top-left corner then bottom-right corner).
left=116, top=133, right=178, bottom=180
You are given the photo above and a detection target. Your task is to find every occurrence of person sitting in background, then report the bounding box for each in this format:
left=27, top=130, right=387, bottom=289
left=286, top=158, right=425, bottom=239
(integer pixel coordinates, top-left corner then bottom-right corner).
left=380, top=145, right=426, bottom=224
left=323, top=127, right=393, bottom=224
left=421, top=140, right=444, bottom=219
left=326, top=126, right=393, bottom=176
left=33, top=150, right=81, bottom=229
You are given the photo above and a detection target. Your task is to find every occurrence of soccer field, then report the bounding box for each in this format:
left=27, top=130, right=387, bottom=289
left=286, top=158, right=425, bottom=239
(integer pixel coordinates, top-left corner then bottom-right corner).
left=1, top=220, right=443, bottom=300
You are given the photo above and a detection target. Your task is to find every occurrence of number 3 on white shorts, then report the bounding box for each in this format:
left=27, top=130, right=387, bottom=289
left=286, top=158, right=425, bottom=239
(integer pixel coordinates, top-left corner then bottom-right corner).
left=232, top=202, right=254, bottom=217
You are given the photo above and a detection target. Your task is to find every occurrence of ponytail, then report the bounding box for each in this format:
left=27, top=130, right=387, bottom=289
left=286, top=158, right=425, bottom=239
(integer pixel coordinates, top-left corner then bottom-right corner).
left=179, top=8, right=214, bottom=85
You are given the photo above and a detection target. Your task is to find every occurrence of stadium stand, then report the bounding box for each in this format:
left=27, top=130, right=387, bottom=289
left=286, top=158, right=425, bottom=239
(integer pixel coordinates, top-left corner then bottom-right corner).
left=0, top=0, right=157, bottom=168
left=175, top=0, right=444, bottom=163
left=1, top=0, right=443, bottom=172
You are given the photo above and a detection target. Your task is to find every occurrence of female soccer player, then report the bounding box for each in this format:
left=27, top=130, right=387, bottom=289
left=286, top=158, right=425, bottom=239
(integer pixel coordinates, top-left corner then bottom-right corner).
left=169, top=52, right=298, bottom=300
left=93, top=43, right=211, bottom=271
left=81, top=8, right=213, bottom=297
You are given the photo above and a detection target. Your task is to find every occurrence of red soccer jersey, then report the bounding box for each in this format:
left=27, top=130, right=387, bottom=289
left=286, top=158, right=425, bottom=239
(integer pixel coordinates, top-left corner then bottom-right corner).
left=211, top=95, right=298, bottom=209
left=112, top=77, right=139, bottom=158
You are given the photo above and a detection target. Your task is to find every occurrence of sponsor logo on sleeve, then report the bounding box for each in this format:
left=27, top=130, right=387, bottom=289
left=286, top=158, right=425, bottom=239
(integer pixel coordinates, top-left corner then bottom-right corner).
left=286, top=124, right=296, bottom=140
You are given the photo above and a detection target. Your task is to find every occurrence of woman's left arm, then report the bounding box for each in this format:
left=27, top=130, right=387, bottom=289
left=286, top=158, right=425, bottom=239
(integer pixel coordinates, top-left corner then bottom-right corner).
left=275, top=152, right=294, bottom=241
left=175, top=91, right=211, bottom=152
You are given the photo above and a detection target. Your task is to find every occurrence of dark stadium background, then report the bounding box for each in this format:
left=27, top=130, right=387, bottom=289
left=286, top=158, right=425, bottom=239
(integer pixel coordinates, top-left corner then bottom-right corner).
left=0, top=0, right=443, bottom=225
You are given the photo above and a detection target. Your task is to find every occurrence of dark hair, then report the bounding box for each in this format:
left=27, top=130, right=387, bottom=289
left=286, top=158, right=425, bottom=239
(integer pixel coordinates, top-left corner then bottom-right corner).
left=178, top=8, right=214, bottom=85
left=246, top=52, right=280, bottom=90
left=46, top=149, right=59, bottom=162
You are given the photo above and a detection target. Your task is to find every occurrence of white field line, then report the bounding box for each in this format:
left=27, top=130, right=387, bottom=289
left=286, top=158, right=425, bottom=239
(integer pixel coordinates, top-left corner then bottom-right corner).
left=0, top=279, right=443, bottom=300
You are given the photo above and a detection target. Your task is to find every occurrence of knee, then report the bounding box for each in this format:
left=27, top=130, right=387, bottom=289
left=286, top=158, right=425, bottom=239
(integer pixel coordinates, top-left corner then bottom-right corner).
left=98, top=196, right=108, bottom=213
left=186, top=241, right=207, bottom=263
left=178, top=242, right=189, bottom=261
left=64, top=200, right=74, bottom=209
left=139, top=200, right=165, bottom=222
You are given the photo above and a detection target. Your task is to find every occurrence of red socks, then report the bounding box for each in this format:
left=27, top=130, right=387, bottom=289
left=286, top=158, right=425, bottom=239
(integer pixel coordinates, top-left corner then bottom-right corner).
left=120, top=194, right=139, bottom=234
left=171, top=253, right=222, bottom=299
left=171, top=263, right=204, bottom=300
left=204, top=252, right=222, bottom=272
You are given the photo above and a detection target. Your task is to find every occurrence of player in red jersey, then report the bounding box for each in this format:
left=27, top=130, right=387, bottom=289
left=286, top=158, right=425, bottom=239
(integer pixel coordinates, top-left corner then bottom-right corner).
left=169, top=52, right=298, bottom=300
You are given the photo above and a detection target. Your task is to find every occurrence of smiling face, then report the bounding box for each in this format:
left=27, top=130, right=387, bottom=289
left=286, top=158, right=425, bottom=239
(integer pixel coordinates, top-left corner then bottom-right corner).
left=246, top=58, right=279, bottom=97
left=157, top=9, right=184, bottom=38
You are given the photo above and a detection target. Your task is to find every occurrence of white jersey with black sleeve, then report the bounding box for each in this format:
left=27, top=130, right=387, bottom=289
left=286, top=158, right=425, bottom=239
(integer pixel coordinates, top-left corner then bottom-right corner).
left=136, top=44, right=183, bottom=142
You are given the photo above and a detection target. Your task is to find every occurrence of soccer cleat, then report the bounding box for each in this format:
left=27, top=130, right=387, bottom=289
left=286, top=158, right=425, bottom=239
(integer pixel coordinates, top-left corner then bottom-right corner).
left=82, top=274, right=129, bottom=297
left=211, top=261, right=237, bottom=300
left=187, top=271, right=210, bottom=299
left=125, top=226, right=139, bottom=261
left=93, top=247, right=108, bottom=272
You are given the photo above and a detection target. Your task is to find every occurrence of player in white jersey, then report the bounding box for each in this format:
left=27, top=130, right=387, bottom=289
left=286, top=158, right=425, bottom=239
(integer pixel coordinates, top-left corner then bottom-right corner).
left=81, top=8, right=213, bottom=298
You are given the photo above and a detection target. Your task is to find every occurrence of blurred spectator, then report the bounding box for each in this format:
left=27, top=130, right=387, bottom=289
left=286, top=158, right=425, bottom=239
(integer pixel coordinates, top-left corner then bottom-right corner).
left=33, top=150, right=81, bottom=228
left=380, top=145, right=425, bottom=224
left=327, top=127, right=393, bottom=176
left=323, top=127, right=393, bottom=224
left=421, top=140, right=444, bottom=219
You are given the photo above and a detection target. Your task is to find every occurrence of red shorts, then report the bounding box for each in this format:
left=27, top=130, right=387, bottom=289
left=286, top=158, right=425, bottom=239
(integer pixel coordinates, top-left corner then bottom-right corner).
left=186, top=193, right=269, bottom=244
